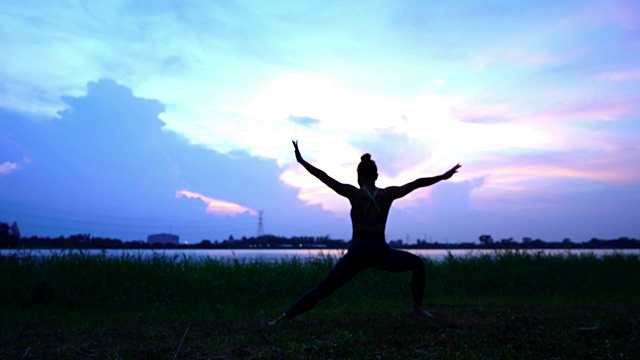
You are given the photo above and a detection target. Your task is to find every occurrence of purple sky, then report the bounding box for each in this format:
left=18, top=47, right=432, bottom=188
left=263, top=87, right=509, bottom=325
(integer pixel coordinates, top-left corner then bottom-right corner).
left=1, top=1, right=639, bottom=243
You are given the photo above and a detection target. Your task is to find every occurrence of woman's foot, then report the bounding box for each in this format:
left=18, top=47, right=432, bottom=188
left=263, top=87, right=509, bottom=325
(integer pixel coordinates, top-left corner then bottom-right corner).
left=268, top=313, right=287, bottom=326
left=413, top=304, right=434, bottom=318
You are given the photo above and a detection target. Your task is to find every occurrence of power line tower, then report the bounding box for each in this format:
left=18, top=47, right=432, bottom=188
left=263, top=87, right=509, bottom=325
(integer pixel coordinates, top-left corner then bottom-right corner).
left=257, top=210, right=264, bottom=237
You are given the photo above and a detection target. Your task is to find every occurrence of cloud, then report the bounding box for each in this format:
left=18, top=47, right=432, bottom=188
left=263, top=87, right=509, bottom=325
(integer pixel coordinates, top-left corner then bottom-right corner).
left=618, top=8, right=640, bottom=30
left=350, top=131, right=433, bottom=178
left=473, top=52, right=561, bottom=69
left=529, top=99, right=637, bottom=122
left=598, top=69, right=640, bottom=82
left=451, top=103, right=512, bottom=124
left=0, top=161, right=19, bottom=177
left=0, top=79, right=315, bottom=240
left=603, top=0, right=640, bottom=31
left=239, top=70, right=639, bottom=242
left=0, top=1, right=287, bottom=119
left=289, top=115, right=320, bottom=127
left=175, top=190, right=258, bottom=216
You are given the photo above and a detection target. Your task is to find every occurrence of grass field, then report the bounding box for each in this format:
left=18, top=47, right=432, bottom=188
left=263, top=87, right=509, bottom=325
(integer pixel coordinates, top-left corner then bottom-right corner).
left=1, top=250, right=639, bottom=359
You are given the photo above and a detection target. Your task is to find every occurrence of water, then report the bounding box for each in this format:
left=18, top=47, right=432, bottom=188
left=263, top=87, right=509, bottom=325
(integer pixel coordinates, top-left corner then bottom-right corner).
left=2, top=248, right=639, bottom=262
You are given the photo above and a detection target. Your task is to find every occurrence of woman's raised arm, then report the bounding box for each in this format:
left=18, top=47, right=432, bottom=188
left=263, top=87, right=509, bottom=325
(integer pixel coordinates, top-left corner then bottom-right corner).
left=292, top=141, right=358, bottom=198
left=385, top=164, right=461, bottom=200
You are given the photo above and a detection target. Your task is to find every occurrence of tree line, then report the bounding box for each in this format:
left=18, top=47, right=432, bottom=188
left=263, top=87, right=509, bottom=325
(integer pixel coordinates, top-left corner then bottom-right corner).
left=1, top=221, right=639, bottom=249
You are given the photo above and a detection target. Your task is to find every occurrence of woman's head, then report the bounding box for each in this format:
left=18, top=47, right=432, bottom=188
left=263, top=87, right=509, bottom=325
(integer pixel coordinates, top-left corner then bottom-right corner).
left=357, top=153, right=378, bottom=182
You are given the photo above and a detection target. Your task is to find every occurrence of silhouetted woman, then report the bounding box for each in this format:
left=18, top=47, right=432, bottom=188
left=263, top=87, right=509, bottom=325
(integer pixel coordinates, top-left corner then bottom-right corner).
left=270, top=141, right=460, bottom=324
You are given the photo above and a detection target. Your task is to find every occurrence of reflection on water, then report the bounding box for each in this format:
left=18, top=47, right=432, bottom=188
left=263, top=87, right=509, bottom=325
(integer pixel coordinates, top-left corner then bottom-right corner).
left=2, top=248, right=639, bottom=262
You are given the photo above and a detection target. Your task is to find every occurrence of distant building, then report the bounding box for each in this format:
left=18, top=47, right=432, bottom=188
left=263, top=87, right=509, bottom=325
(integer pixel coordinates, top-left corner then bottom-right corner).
left=147, top=233, right=179, bottom=245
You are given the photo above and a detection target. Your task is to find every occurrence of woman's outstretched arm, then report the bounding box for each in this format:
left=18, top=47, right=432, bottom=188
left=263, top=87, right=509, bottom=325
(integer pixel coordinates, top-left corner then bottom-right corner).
left=386, top=164, right=461, bottom=200
left=292, top=141, right=357, bottom=198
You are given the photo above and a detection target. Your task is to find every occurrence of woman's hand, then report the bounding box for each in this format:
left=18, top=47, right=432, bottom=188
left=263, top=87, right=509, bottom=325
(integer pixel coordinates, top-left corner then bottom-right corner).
left=441, top=164, right=461, bottom=180
left=292, top=140, right=303, bottom=163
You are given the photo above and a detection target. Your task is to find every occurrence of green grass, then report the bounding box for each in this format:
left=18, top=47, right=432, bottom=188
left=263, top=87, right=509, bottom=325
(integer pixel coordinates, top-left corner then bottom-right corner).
left=1, top=250, right=639, bottom=359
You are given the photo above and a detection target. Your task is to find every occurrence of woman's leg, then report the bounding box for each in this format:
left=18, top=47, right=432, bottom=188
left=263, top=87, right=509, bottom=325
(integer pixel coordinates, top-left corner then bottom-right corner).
left=284, top=253, right=363, bottom=320
left=376, top=249, right=427, bottom=312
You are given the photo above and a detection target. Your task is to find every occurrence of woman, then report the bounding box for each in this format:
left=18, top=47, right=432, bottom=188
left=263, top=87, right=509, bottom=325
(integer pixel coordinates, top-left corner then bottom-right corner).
left=271, top=141, right=461, bottom=324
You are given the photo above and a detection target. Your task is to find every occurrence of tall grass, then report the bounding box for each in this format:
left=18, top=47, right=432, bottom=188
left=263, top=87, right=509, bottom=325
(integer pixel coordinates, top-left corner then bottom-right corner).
left=2, top=250, right=638, bottom=313
left=426, top=250, right=640, bottom=303
left=2, top=250, right=639, bottom=359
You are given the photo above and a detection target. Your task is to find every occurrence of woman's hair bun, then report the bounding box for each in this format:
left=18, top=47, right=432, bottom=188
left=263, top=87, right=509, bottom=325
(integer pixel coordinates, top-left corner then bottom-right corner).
left=357, top=153, right=377, bottom=177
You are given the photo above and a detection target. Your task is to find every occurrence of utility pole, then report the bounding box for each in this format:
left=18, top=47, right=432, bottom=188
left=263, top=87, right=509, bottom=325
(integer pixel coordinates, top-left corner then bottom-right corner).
left=257, top=211, right=264, bottom=237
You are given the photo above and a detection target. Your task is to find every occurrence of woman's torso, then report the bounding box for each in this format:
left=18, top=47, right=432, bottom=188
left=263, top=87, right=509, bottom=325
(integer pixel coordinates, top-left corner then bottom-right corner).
left=349, top=187, right=392, bottom=237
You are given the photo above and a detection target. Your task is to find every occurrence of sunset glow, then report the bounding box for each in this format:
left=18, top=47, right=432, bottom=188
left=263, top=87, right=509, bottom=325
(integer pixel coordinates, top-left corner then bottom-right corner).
left=176, top=190, right=258, bottom=217
left=1, top=1, right=638, bottom=242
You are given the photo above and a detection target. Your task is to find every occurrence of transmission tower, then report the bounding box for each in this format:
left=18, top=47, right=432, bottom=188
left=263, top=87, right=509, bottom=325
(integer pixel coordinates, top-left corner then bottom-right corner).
left=257, top=210, right=264, bottom=237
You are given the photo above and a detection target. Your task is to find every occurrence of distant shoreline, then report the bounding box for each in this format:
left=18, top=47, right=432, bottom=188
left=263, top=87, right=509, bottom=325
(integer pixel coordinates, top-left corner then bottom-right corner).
left=2, top=233, right=639, bottom=250
left=4, top=244, right=640, bottom=250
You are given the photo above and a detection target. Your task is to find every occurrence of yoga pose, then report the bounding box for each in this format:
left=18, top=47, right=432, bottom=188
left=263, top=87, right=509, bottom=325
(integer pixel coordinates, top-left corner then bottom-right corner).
left=271, top=141, right=460, bottom=324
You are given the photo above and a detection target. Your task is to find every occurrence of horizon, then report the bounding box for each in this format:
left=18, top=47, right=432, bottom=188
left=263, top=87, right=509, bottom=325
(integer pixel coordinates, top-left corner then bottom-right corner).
left=3, top=219, right=638, bottom=246
left=1, top=1, right=639, bottom=244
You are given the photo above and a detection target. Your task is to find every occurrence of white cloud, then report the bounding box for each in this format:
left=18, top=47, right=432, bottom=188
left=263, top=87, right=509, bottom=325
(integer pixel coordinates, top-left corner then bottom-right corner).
left=598, top=69, right=640, bottom=82
left=0, top=161, right=19, bottom=177
left=176, top=190, right=258, bottom=216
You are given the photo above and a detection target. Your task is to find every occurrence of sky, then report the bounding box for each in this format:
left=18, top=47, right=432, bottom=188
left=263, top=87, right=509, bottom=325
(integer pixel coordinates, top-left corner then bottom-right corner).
left=1, top=0, right=639, bottom=244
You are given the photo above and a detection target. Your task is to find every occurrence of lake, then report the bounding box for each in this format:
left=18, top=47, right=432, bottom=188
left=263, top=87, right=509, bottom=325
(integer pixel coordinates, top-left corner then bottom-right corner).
left=2, top=248, right=639, bottom=262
